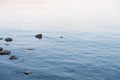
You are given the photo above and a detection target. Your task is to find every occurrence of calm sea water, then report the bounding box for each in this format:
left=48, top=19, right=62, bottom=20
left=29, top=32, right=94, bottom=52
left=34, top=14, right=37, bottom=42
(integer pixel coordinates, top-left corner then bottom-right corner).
left=0, top=27, right=120, bottom=80
left=0, top=0, right=120, bottom=80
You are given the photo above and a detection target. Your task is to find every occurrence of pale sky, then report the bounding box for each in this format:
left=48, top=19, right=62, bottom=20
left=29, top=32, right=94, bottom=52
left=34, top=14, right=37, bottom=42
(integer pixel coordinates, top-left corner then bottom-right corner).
left=0, top=0, right=120, bottom=32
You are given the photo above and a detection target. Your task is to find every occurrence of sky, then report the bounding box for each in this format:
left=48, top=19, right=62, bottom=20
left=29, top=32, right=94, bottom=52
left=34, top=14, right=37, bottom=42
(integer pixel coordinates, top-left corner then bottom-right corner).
left=0, top=0, right=120, bottom=32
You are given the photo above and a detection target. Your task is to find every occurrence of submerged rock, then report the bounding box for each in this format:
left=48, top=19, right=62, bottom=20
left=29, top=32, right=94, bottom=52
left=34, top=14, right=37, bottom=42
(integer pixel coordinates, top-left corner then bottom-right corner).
left=5, top=37, right=13, bottom=42
left=9, top=55, right=18, bottom=60
left=26, top=48, right=34, bottom=51
left=60, top=36, right=63, bottom=38
left=0, top=50, right=11, bottom=55
left=0, top=47, right=3, bottom=51
left=23, top=70, right=30, bottom=75
left=35, top=34, right=42, bottom=39
left=0, top=38, right=3, bottom=40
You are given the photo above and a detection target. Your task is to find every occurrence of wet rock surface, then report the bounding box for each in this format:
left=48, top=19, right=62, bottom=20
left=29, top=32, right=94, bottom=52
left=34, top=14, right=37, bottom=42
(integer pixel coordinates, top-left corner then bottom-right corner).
left=9, top=55, right=18, bottom=60
left=60, top=36, right=63, bottom=38
left=26, top=48, right=34, bottom=51
left=0, top=50, right=11, bottom=55
left=5, top=37, right=13, bottom=42
left=35, top=34, right=42, bottom=39
left=23, top=70, right=30, bottom=75
left=0, top=47, right=3, bottom=51
left=0, top=38, right=3, bottom=40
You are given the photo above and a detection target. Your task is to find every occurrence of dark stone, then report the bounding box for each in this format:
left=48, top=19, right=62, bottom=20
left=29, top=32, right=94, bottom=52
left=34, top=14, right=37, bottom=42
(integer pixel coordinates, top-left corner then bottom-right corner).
left=0, top=47, right=3, bottom=51
left=0, top=50, right=11, bottom=55
left=9, top=56, right=18, bottom=60
left=23, top=70, right=30, bottom=75
left=35, top=34, right=42, bottom=39
left=0, top=38, right=3, bottom=40
left=60, top=36, right=63, bottom=38
left=5, top=37, right=13, bottom=42
left=26, top=48, right=34, bottom=51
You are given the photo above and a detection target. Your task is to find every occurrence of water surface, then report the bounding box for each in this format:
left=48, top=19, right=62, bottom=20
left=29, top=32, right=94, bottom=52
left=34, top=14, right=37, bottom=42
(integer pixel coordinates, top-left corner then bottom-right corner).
left=0, top=0, right=120, bottom=80
left=0, top=27, right=120, bottom=80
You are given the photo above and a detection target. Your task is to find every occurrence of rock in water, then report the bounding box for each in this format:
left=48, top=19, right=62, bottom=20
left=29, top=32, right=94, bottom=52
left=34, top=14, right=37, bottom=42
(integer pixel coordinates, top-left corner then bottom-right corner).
left=0, top=38, right=3, bottom=40
left=0, top=50, right=11, bottom=55
left=0, top=47, right=3, bottom=51
left=9, top=56, right=18, bottom=60
left=23, top=70, right=30, bottom=75
left=26, top=48, right=34, bottom=51
left=60, top=36, right=63, bottom=38
left=35, top=34, right=42, bottom=39
left=5, top=37, right=13, bottom=42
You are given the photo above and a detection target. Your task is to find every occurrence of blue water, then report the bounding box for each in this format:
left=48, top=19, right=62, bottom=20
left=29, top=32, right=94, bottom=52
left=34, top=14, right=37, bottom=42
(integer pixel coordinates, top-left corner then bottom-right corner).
left=0, top=27, right=120, bottom=80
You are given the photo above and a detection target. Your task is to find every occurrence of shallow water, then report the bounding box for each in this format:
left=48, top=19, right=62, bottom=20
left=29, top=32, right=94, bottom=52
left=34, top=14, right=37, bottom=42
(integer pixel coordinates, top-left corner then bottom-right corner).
left=0, top=27, right=120, bottom=80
